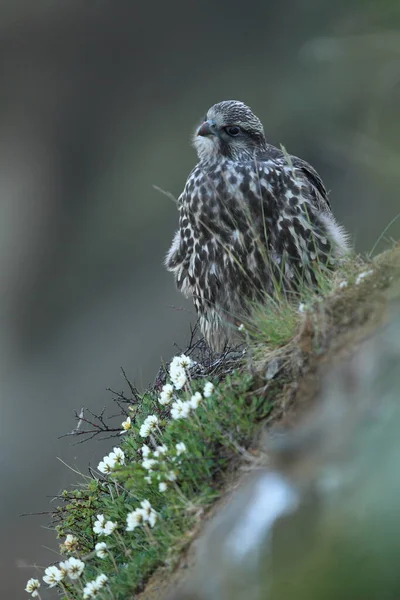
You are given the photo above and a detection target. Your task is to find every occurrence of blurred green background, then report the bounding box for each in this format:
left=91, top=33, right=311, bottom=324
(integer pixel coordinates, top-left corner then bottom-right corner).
left=1, top=1, right=400, bottom=597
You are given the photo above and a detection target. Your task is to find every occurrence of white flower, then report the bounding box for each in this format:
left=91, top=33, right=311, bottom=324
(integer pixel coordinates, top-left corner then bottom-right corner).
left=83, top=580, right=101, bottom=599
left=178, top=354, right=193, bottom=368
left=126, top=508, right=144, bottom=531
left=97, top=455, right=115, bottom=474
left=148, top=510, right=157, bottom=528
left=95, top=542, right=108, bottom=558
left=169, top=360, right=181, bottom=376
left=121, top=415, right=131, bottom=432
left=173, top=370, right=187, bottom=390
left=355, top=270, right=373, bottom=285
left=109, top=447, right=125, bottom=466
left=103, top=520, right=117, bottom=536
left=169, top=354, right=193, bottom=389
left=83, top=574, right=108, bottom=598
left=140, top=500, right=152, bottom=518
left=159, top=383, right=174, bottom=405
left=139, top=415, right=159, bottom=438
left=98, top=446, right=126, bottom=472
left=298, top=303, right=306, bottom=313
left=93, top=514, right=106, bottom=535
left=144, top=475, right=152, bottom=483
left=153, top=444, right=168, bottom=457
left=142, top=458, right=157, bottom=471
left=140, top=500, right=158, bottom=527
left=175, top=442, right=187, bottom=456
left=189, top=391, right=202, bottom=409
left=170, top=353, right=194, bottom=372
left=171, top=399, right=191, bottom=420
left=25, top=578, right=40, bottom=597
left=43, top=565, right=64, bottom=587
left=159, top=481, right=168, bottom=492
left=338, top=280, right=348, bottom=288
left=61, top=534, right=78, bottom=552
left=170, top=366, right=187, bottom=390
left=58, top=561, right=69, bottom=577
left=93, top=514, right=116, bottom=536
left=203, top=381, right=214, bottom=398
left=141, top=444, right=151, bottom=457
left=96, top=574, right=108, bottom=588
left=63, top=557, right=85, bottom=579
left=140, top=499, right=152, bottom=515
left=83, top=582, right=96, bottom=599
left=166, top=470, right=177, bottom=481
left=238, top=323, right=245, bottom=332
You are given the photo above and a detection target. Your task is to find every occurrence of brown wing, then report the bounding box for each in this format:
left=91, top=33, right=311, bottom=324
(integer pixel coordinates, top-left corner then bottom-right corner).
left=291, top=156, right=331, bottom=212
left=260, top=144, right=331, bottom=213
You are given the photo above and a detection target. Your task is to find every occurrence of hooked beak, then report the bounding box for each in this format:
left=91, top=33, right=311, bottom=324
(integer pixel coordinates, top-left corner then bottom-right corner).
left=197, top=119, right=217, bottom=137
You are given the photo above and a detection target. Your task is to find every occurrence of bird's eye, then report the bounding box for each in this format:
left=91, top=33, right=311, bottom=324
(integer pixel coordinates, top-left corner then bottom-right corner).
left=225, top=126, right=241, bottom=137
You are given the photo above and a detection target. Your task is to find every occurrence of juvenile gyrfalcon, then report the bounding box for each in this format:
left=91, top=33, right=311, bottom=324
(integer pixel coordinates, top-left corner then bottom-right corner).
left=166, top=100, right=349, bottom=350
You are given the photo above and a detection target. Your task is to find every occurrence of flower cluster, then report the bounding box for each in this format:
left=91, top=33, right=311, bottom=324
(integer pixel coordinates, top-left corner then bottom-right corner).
left=139, top=440, right=188, bottom=489
left=139, top=414, right=159, bottom=438
left=59, top=557, right=85, bottom=579
left=171, top=398, right=191, bottom=419
left=169, top=380, right=213, bottom=420
left=83, top=574, right=108, bottom=599
left=42, top=557, right=85, bottom=589
left=93, top=514, right=118, bottom=536
left=28, top=353, right=219, bottom=600
left=97, top=447, right=125, bottom=474
left=169, top=354, right=195, bottom=390
left=126, top=499, right=157, bottom=530
left=159, top=383, right=174, bottom=405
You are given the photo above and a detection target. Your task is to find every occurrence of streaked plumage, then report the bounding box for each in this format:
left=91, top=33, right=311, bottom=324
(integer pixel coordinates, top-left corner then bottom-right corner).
left=166, top=100, right=349, bottom=350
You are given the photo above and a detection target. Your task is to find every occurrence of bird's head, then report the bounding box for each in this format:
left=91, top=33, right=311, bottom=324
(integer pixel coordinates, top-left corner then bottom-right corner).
left=193, top=100, right=266, bottom=162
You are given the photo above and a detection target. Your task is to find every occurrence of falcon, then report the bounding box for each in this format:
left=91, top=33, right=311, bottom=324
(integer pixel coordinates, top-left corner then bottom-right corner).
left=166, top=100, right=349, bottom=351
